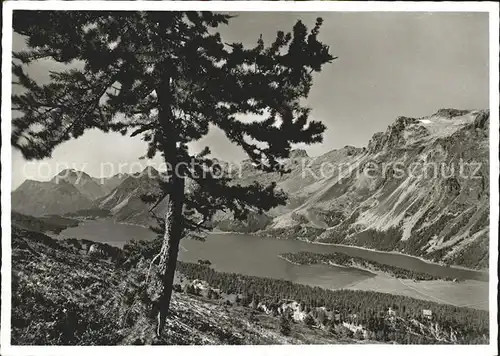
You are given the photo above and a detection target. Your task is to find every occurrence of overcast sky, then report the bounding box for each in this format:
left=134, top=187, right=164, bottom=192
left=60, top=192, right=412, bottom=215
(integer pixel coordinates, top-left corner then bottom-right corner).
left=11, top=11, right=489, bottom=189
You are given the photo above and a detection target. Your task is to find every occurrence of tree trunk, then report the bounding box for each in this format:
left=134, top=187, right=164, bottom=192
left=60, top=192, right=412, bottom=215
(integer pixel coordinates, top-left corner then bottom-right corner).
left=151, top=74, right=186, bottom=338
left=154, top=173, right=185, bottom=337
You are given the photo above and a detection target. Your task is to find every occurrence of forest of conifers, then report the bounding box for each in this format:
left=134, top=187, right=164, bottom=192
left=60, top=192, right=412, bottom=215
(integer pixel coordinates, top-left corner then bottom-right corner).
left=175, top=262, right=488, bottom=344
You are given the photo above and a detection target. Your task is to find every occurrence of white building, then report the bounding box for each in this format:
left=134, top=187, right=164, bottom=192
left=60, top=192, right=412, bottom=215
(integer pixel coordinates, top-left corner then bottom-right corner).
left=388, top=307, right=396, bottom=317
left=422, top=309, right=433, bottom=319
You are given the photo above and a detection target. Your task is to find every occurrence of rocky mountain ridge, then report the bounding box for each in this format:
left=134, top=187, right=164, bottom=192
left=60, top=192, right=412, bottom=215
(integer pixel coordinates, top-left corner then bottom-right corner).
left=12, top=179, right=94, bottom=216
left=52, top=169, right=109, bottom=200
left=228, top=108, right=490, bottom=269
left=11, top=108, right=490, bottom=269
left=94, top=167, right=167, bottom=224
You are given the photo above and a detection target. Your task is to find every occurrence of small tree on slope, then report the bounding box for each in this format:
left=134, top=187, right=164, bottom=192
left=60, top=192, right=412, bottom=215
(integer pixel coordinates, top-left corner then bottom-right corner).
left=12, top=11, right=335, bottom=339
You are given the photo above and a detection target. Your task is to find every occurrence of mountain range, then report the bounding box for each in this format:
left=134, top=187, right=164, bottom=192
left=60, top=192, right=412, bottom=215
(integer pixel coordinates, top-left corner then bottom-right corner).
left=239, top=108, right=490, bottom=269
left=11, top=108, right=490, bottom=269
left=12, top=170, right=129, bottom=217
left=94, top=167, right=167, bottom=223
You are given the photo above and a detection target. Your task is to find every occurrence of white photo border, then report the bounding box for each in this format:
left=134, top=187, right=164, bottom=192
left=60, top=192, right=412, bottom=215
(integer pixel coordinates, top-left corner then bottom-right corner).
left=1, top=2, right=498, bottom=356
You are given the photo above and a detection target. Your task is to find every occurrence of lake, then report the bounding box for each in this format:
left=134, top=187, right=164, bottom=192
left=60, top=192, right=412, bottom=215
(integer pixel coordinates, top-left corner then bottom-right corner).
left=59, top=219, right=489, bottom=310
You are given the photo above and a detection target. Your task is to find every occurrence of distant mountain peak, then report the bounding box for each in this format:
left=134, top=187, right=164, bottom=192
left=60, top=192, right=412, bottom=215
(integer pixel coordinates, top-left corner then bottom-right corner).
left=50, top=169, right=107, bottom=200
left=340, top=145, right=363, bottom=156
left=142, top=166, right=160, bottom=174
left=365, top=109, right=483, bottom=154
left=433, top=108, right=471, bottom=119
left=113, top=172, right=128, bottom=178
left=52, top=169, right=93, bottom=182
left=95, top=166, right=166, bottom=224
left=129, top=166, right=162, bottom=179
left=55, top=168, right=77, bottom=175
left=12, top=179, right=93, bottom=217
left=289, top=149, right=309, bottom=159
left=15, top=179, right=43, bottom=192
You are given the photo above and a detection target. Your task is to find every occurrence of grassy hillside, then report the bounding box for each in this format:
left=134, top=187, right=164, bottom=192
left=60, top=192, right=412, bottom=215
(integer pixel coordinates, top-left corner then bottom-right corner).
left=11, top=227, right=488, bottom=345
left=11, top=227, right=353, bottom=345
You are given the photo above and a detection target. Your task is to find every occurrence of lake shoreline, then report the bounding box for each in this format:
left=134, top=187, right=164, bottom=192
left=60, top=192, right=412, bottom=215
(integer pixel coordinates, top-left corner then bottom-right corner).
left=58, top=219, right=488, bottom=308
left=61, top=219, right=488, bottom=281
left=308, top=240, right=487, bottom=275
left=211, top=229, right=488, bottom=277
left=75, top=219, right=486, bottom=275
left=278, top=253, right=380, bottom=276
left=277, top=252, right=438, bottom=281
left=273, top=254, right=489, bottom=310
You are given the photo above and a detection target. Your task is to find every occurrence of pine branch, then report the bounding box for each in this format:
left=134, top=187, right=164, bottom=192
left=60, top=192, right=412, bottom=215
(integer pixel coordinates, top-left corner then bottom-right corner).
left=12, top=11, right=334, bottom=336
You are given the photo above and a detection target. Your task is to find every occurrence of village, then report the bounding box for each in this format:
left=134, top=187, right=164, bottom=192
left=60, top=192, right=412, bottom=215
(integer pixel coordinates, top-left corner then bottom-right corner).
left=177, top=277, right=454, bottom=343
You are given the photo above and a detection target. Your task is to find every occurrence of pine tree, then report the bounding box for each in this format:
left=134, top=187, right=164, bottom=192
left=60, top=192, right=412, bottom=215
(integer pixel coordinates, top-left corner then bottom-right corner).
left=12, top=10, right=335, bottom=339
